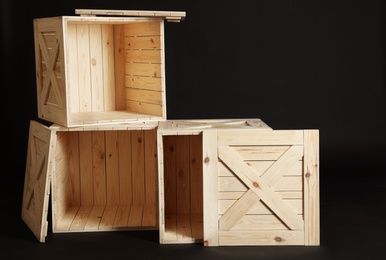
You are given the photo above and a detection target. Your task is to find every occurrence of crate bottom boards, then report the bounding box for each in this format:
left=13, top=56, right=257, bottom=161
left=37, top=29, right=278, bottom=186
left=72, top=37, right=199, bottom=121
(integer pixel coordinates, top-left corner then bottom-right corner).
left=54, top=204, right=157, bottom=232
left=163, top=214, right=203, bottom=244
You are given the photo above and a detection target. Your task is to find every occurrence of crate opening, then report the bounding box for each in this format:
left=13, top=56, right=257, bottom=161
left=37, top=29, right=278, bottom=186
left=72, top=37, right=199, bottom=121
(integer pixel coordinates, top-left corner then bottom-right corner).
left=36, top=18, right=166, bottom=126
left=52, top=129, right=158, bottom=232
left=161, top=134, right=204, bottom=243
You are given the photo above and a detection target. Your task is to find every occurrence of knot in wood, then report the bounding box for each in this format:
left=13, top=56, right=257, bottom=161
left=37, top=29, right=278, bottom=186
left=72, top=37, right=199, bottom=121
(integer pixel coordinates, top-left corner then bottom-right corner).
left=204, top=157, right=210, bottom=164
left=169, top=146, right=174, bottom=152
left=305, top=172, right=311, bottom=178
left=274, top=236, right=282, bottom=242
left=253, top=182, right=259, bottom=188
left=91, top=58, right=96, bottom=66
left=137, top=138, right=142, bottom=143
left=203, top=240, right=209, bottom=246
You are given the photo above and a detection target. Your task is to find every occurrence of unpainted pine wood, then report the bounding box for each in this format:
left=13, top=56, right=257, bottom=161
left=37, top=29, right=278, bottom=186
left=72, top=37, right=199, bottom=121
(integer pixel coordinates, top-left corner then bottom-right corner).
left=232, top=146, right=290, bottom=161
left=248, top=161, right=303, bottom=177
left=67, top=132, right=81, bottom=206
left=218, top=130, right=304, bottom=146
left=125, top=76, right=162, bottom=91
left=190, top=214, right=204, bottom=241
left=218, top=176, right=248, bottom=192
left=131, top=130, right=145, bottom=205
left=114, top=24, right=126, bottom=110
left=84, top=206, right=104, bottom=230
left=102, top=24, right=116, bottom=111
left=69, top=206, right=92, bottom=230
left=142, top=204, right=157, bottom=227
left=231, top=214, right=293, bottom=230
left=124, top=22, right=161, bottom=37
left=128, top=205, right=143, bottom=226
left=219, top=230, right=305, bottom=246
left=163, top=214, right=178, bottom=243
left=177, top=214, right=194, bottom=243
left=126, top=88, right=162, bottom=105
left=202, top=130, right=219, bottom=246
left=79, top=132, right=94, bottom=206
left=126, top=100, right=163, bottom=116
left=76, top=24, right=92, bottom=113
left=163, top=136, right=177, bottom=215
left=66, top=23, right=80, bottom=113
left=125, top=63, right=162, bottom=78
left=118, top=131, right=132, bottom=205
left=99, top=205, right=118, bottom=229
left=145, top=129, right=157, bottom=206
left=89, top=24, right=104, bottom=112
left=105, top=131, right=120, bottom=205
left=125, top=35, right=161, bottom=50
left=113, top=206, right=131, bottom=228
left=92, top=132, right=107, bottom=206
left=190, top=135, right=203, bottom=215
left=54, top=206, right=79, bottom=232
left=176, top=135, right=190, bottom=215
left=304, top=130, right=320, bottom=245
left=218, top=146, right=304, bottom=231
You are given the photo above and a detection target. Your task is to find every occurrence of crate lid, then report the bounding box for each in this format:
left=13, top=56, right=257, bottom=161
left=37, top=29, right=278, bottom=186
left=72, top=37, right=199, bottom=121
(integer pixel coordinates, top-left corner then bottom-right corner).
left=21, top=121, right=54, bottom=242
left=75, top=9, right=186, bottom=22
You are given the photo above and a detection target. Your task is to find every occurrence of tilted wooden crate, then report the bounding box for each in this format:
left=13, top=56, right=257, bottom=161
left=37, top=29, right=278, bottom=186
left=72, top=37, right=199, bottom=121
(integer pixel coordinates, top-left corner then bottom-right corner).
left=157, top=119, right=319, bottom=246
left=33, top=9, right=185, bottom=127
left=22, top=120, right=159, bottom=242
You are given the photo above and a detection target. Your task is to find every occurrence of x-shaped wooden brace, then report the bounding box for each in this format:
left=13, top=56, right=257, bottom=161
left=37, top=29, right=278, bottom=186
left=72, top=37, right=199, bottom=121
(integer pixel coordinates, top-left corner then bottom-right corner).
left=37, top=31, right=63, bottom=108
left=218, top=145, right=304, bottom=231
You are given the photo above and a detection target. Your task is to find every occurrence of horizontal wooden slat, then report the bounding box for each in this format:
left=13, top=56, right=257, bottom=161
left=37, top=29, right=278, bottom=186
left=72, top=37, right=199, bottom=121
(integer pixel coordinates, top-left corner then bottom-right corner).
left=126, top=88, right=162, bottom=105
left=124, top=22, right=161, bottom=36
left=219, top=230, right=305, bottom=246
left=219, top=199, right=303, bottom=215
left=218, top=130, right=304, bottom=146
left=124, top=36, right=161, bottom=50
left=125, top=63, right=162, bottom=77
left=232, top=146, right=290, bottom=160
left=218, top=176, right=248, bottom=192
left=125, top=49, right=161, bottom=63
left=126, top=100, right=163, bottom=117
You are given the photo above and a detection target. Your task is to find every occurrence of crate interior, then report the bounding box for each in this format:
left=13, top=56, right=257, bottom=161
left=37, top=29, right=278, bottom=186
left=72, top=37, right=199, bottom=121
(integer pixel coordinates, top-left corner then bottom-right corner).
left=65, top=20, right=165, bottom=126
left=52, top=128, right=158, bottom=232
left=161, top=134, right=204, bottom=243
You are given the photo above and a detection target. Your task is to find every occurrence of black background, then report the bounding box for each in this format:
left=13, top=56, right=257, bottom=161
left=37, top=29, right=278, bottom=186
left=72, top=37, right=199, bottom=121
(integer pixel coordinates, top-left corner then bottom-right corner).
left=1, top=0, right=386, bottom=259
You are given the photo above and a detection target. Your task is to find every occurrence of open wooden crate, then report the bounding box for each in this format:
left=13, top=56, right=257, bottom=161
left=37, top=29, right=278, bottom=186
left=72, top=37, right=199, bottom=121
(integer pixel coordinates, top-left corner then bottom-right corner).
left=22, top=120, right=159, bottom=242
left=157, top=119, right=319, bottom=246
left=33, top=9, right=185, bottom=127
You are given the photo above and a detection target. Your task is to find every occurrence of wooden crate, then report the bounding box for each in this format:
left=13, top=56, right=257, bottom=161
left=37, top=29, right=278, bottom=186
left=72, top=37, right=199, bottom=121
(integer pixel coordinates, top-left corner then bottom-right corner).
left=157, top=119, right=319, bottom=246
left=33, top=10, right=185, bottom=127
left=22, top=120, right=159, bottom=242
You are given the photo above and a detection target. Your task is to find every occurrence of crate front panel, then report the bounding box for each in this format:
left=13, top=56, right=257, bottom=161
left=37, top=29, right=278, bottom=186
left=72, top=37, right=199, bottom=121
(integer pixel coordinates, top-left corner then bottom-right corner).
left=52, top=128, right=158, bottom=232
left=211, top=129, right=319, bottom=246
left=34, top=17, right=67, bottom=126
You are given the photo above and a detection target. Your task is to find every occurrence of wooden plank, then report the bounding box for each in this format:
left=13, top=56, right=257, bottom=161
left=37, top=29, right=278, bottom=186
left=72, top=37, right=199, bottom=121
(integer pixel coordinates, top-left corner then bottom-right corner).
left=85, top=206, right=104, bottom=230
left=99, top=206, right=118, bottom=229
left=219, top=190, right=258, bottom=231
left=190, top=135, right=203, bottom=215
left=124, top=35, right=161, bottom=50
left=131, top=130, right=145, bottom=205
left=128, top=205, right=143, bottom=227
left=232, top=215, right=291, bottom=230
left=124, top=22, right=161, bottom=36
left=76, top=24, right=92, bottom=112
left=162, top=136, right=177, bottom=215
left=66, top=23, right=80, bottom=113
left=218, top=146, right=304, bottom=231
left=218, top=130, right=304, bottom=146
left=114, top=24, right=126, bottom=110
left=125, top=63, right=162, bottom=78
left=248, top=161, right=303, bottom=177
left=70, top=206, right=92, bottom=230
left=113, top=206, right=131, bottom=228
left=54, top=206, right=79, bottom=232
left=79, top=132, right=94, bottom=206
left=75, top=10, right=186, bottom=22
left=92, top=132, right=107, bottom=206
left=176, top=136, right=190, bottom=215
left=125, top=76, right=162, bottom=91
left=261, top=145, right=303, bottom=186
left=126, top=88, right=162, bottom=105
left=219, top=199, right=303, bottom=215
left=191, top=214, right=203, bottom=241
left=304, top=130, right=320, bottom=245
left=177, top=214, right=194, bottom=243
left=272, top=176, right=303, bottom=192
left=118, top=131, right=132, bottom=205
left=126, top=100, right=163, bottom=116
left=125, top=49, right=161, bottom=63
left=89, top=24, right=104, bottom=112
left=232, top=146, right=289, bottom=161
left=145, top=129, right=157, bottom=206
left=202, top=130, right=219, bottom=246
left=68, top=132, right=81, bottom=206
left=218, top=176, right=248, bottom=192
left=105, top=131, right=120, bottom=205
left=219, top=230, right=305, bottom=246
left=142, top=204, right=157, bottom=227
left=101, top=24, right=116, bottom=111
left=163, top=214, right=178, bottom=242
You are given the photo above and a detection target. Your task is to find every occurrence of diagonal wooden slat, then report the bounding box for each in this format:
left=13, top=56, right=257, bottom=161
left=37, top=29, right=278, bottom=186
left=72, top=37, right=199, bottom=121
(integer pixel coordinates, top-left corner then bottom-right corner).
left=219, top=146, right=304, bottom=231
left=219, top=145, right=303, bottom=230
